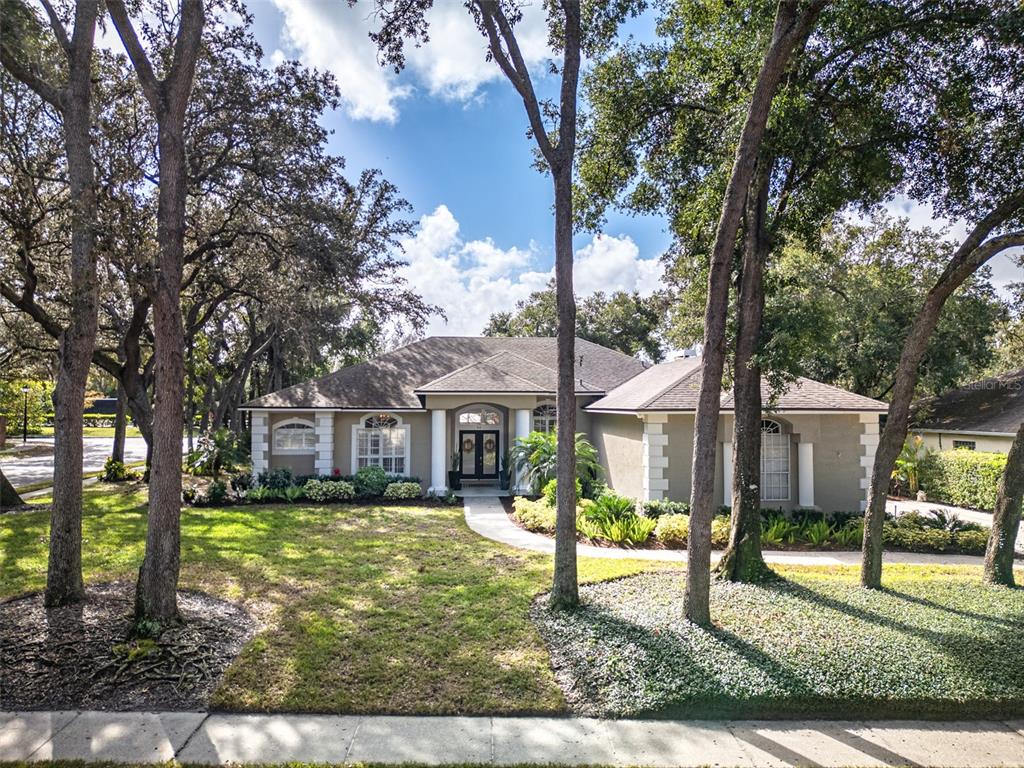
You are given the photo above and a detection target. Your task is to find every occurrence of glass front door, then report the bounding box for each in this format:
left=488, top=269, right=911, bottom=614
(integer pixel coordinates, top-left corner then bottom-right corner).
left=459, top=430, right=499, bottom=480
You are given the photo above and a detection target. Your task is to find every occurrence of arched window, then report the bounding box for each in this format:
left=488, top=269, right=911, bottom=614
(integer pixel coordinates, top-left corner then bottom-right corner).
left=354, top=412, right=409, bottom=475
left=273, top=418, right=316, bottom=453
left=532, top=403, right=557, bottom=433
left=760, top=419, right=790, bottom=501
left=457, top=405, right=501, bottom=428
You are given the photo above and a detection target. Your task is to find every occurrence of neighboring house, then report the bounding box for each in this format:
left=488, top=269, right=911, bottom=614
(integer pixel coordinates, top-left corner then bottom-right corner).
left=241, top=336, right=887, bottom=512
left=912, top=368, right=1024, bottom=454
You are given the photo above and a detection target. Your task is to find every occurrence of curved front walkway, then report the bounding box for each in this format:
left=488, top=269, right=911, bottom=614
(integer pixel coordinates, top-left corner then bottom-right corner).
left=463, top=496, right=994, bottom=567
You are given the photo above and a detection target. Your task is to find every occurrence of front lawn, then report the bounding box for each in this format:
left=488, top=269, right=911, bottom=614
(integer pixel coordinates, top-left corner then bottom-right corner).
left=3, top=485, right=1021, bottom=719
left=0, top=484, right=660, bottom=714
left=535, top=569, right=1024, bottom=720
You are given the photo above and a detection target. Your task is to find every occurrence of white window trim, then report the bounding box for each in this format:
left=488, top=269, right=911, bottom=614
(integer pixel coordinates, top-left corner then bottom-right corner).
left=760, top=419, right=791, bottom=502
left=455, top=404, right=502, bottom=431
left=272, top=417, right=317, bottom=455
left=350, top=412, right=412, bottom=476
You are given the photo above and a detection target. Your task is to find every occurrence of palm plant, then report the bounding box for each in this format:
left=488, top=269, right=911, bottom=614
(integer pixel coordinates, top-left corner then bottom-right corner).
left=511, top=430, right=603, bottom=496
left=893, top=435, right=929, bottom=496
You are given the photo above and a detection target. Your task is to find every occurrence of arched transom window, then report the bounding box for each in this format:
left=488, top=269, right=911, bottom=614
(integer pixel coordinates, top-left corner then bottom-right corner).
left=760, top=419, right=790, bottom=501
left=532, top=403, right=557, bottom=433
left=457, top=406, right=501, bottom=428
left=273, top=418, right=316, bottom=453
left=354, top=412, right=409, bottom=474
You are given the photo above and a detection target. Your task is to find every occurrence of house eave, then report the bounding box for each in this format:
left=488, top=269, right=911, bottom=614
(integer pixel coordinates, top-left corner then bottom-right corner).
left=914, top=427, right=1018, bottom=438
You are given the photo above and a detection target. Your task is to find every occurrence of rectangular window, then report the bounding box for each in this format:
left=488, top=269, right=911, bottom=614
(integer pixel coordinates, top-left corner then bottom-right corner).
left=356, top=426, right=407, bottom=474
left=952, top=440, right=976, bottom=451
left=761, top=431, right=790, bottom=501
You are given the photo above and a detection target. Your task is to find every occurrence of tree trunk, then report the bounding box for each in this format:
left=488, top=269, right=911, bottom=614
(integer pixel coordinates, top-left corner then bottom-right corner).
left=983, top=420, right=1024, bottom=586
left=44, top=0, right=102, bottom=608
left=551, top=167, right=579, bottom=610
left=686, top=0, right=824, bottom=626
left=107, top=0, right=206, bottom=628
left=1, top=467, right=24, bottom=509
left=112, top=382, right=127, bottom=463
left=134, top=122, right=188, bottom=626
left=716, top=158, right=772, bottom=583
left=861, top=204, right=1024, bottom=587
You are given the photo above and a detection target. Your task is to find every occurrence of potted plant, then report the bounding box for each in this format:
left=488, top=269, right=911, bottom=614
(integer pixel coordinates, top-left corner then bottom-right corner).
left=498, top=449, right=512, bottom=490
left=447, top=450, right=462, bottom=491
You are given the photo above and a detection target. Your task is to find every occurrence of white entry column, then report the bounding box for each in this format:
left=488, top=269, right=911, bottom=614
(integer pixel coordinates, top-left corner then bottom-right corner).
left=314, top=412, right=334, bottom=475
left=251, top=410, right=268, bottom=477
left=430, top=409, right=447, bottom=493
left=641, top=414, right=669, bottom=501
left=798, top=441, right=815, bottom=508
left=515, top=409, right=532, bottom=492
left=722, top=441, right=733, bottom=507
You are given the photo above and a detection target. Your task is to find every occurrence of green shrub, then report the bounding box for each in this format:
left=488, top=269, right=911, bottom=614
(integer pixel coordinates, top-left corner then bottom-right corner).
left=643, top=499, right=690, bottom=518
left=353, top=466, right=390, bottom=498
left=512, top=497, right=556, bottom=533
left=919, top=450, right=1006, bottom=510
left=203, top=480, right=229, bottom=506
left=802, top=520, right=832, bottom=547
left=303, top=479, right=355, bottom=502
left=883, top=522, right=952, bottom=552
left=102, top=457, right=139, bottom=482
left=831, top=520, right=864, bottom=548
left=383, top=481, right=422, bottom=500
left=654, top=513, right=689, bottom=546
left=953, top=529, right=989, bottom=555
left=543, top=477, right=583, bottom=507
left=711, top=516, right=731, bottom=547
left=761, top=517, right=795, bottom=547
left=511, top=430, right=604, bottom=497
left=258, top=468, right=294, bottom=489
left=592, top=491, right=636, bottom=519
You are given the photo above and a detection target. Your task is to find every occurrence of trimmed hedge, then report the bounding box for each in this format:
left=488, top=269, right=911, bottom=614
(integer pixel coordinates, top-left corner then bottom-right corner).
left=919, top=450, right=1006, bottom=510
left=383, top=481, right=422, bottom=500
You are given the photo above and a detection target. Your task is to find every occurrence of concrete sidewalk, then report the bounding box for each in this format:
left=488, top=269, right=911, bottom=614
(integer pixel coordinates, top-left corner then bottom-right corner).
left=3, top=711, right=1024, bottom=766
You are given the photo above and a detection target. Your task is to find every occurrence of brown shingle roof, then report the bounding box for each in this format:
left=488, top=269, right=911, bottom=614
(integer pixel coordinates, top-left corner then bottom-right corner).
left=587, top=358, right=888, bottom=413
left=913, top=368, right=1024, bottom=435
left=241, top=336, right=645, bottom=409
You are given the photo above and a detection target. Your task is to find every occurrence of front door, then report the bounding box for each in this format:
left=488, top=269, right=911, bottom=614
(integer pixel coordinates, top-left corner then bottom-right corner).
left=459, top=430, right=499, bottom=480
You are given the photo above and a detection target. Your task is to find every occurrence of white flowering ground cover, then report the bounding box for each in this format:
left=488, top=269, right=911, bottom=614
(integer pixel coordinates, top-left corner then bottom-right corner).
left=533, top=566, right=1024, bottom=719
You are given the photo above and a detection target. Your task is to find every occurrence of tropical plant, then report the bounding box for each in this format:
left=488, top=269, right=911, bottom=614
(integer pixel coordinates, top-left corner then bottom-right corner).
left=803, top=520, right=832, bottom=547
left=831, top=520, right=864, bottom=548
left=511, top=430, right=603, bottom=496
left=283, top=484, right=306, bottom=503
left=543, top=477, right=582, bottom=507
left=761, top=517, right=795, bottom=547
left=187, top=427, right=244, bottom=479
left=893, top=435, right=930, bottom=495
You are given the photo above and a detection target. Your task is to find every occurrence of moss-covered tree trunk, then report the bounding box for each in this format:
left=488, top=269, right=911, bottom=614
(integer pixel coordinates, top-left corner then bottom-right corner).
left=983, top=421, right=1024, bottom=586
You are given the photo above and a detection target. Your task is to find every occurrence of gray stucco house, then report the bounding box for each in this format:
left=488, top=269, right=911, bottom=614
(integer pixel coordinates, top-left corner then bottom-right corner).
left=241, top=336, right=887, bottom=512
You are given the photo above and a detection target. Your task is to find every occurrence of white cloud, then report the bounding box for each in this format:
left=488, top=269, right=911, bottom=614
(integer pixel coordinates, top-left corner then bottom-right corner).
left=399, top=206, right=665, bottom=335
left=270, top=0, right=552, bottom=122
left=272, top=0, right=411, bottom=123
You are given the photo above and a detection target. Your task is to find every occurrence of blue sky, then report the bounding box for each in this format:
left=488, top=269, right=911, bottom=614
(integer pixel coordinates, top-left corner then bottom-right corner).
left=239, top=2, right=1019, bottom=334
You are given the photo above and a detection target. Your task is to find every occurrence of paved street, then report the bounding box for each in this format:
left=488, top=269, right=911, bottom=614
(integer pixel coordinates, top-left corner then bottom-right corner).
left=888, top=497, right=1024, bottom=553
left=0, top=436, right=148, bottom=489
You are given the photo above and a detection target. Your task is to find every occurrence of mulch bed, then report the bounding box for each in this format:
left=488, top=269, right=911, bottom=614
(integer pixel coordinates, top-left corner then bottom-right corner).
left=0, top=581, right=257, bottom=711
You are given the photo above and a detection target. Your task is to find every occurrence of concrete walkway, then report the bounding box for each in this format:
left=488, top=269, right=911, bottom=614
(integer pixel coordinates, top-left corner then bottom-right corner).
left=463, top=496, right=1000, bottom=567
left=3, top=710, right=1024, bottom=766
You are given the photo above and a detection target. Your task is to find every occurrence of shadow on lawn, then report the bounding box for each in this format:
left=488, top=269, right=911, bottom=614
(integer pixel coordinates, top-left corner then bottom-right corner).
left=540, top=572, right=1024, bottom=720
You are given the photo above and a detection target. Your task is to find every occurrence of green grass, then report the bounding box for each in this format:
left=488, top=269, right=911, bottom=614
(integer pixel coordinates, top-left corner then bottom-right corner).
left=534, top=568, right=1024, bottom=720
left=0, top=484, right=663, bottom=715
left=3, top=485, right=1019, bottom=719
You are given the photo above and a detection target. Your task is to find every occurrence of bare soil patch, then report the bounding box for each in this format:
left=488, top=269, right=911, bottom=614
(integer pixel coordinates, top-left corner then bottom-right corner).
left=0, top=581, right=256, bottom=711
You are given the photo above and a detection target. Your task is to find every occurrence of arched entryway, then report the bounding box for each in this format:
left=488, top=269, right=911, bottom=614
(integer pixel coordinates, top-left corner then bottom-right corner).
left=455, top=404, right=504, bottom=483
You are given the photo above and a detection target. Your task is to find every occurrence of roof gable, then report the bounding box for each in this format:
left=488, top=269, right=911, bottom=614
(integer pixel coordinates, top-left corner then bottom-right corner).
left=587, top=358, right=888, bottom=413
left=242, top=336, right=645, bottom=410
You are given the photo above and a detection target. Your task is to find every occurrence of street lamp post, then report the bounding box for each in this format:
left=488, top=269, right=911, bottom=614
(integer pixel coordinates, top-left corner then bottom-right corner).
left=21, top=385, right=29, bottom=444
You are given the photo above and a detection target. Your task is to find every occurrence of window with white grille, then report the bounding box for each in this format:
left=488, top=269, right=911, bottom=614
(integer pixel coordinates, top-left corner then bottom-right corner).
left=273, top=419, right=316, bottom=453
left=355, top=413, right=408, bottom=474
left=532, top=403, right=557, bottom=433
left=760, top=419, right=790, bottom=501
